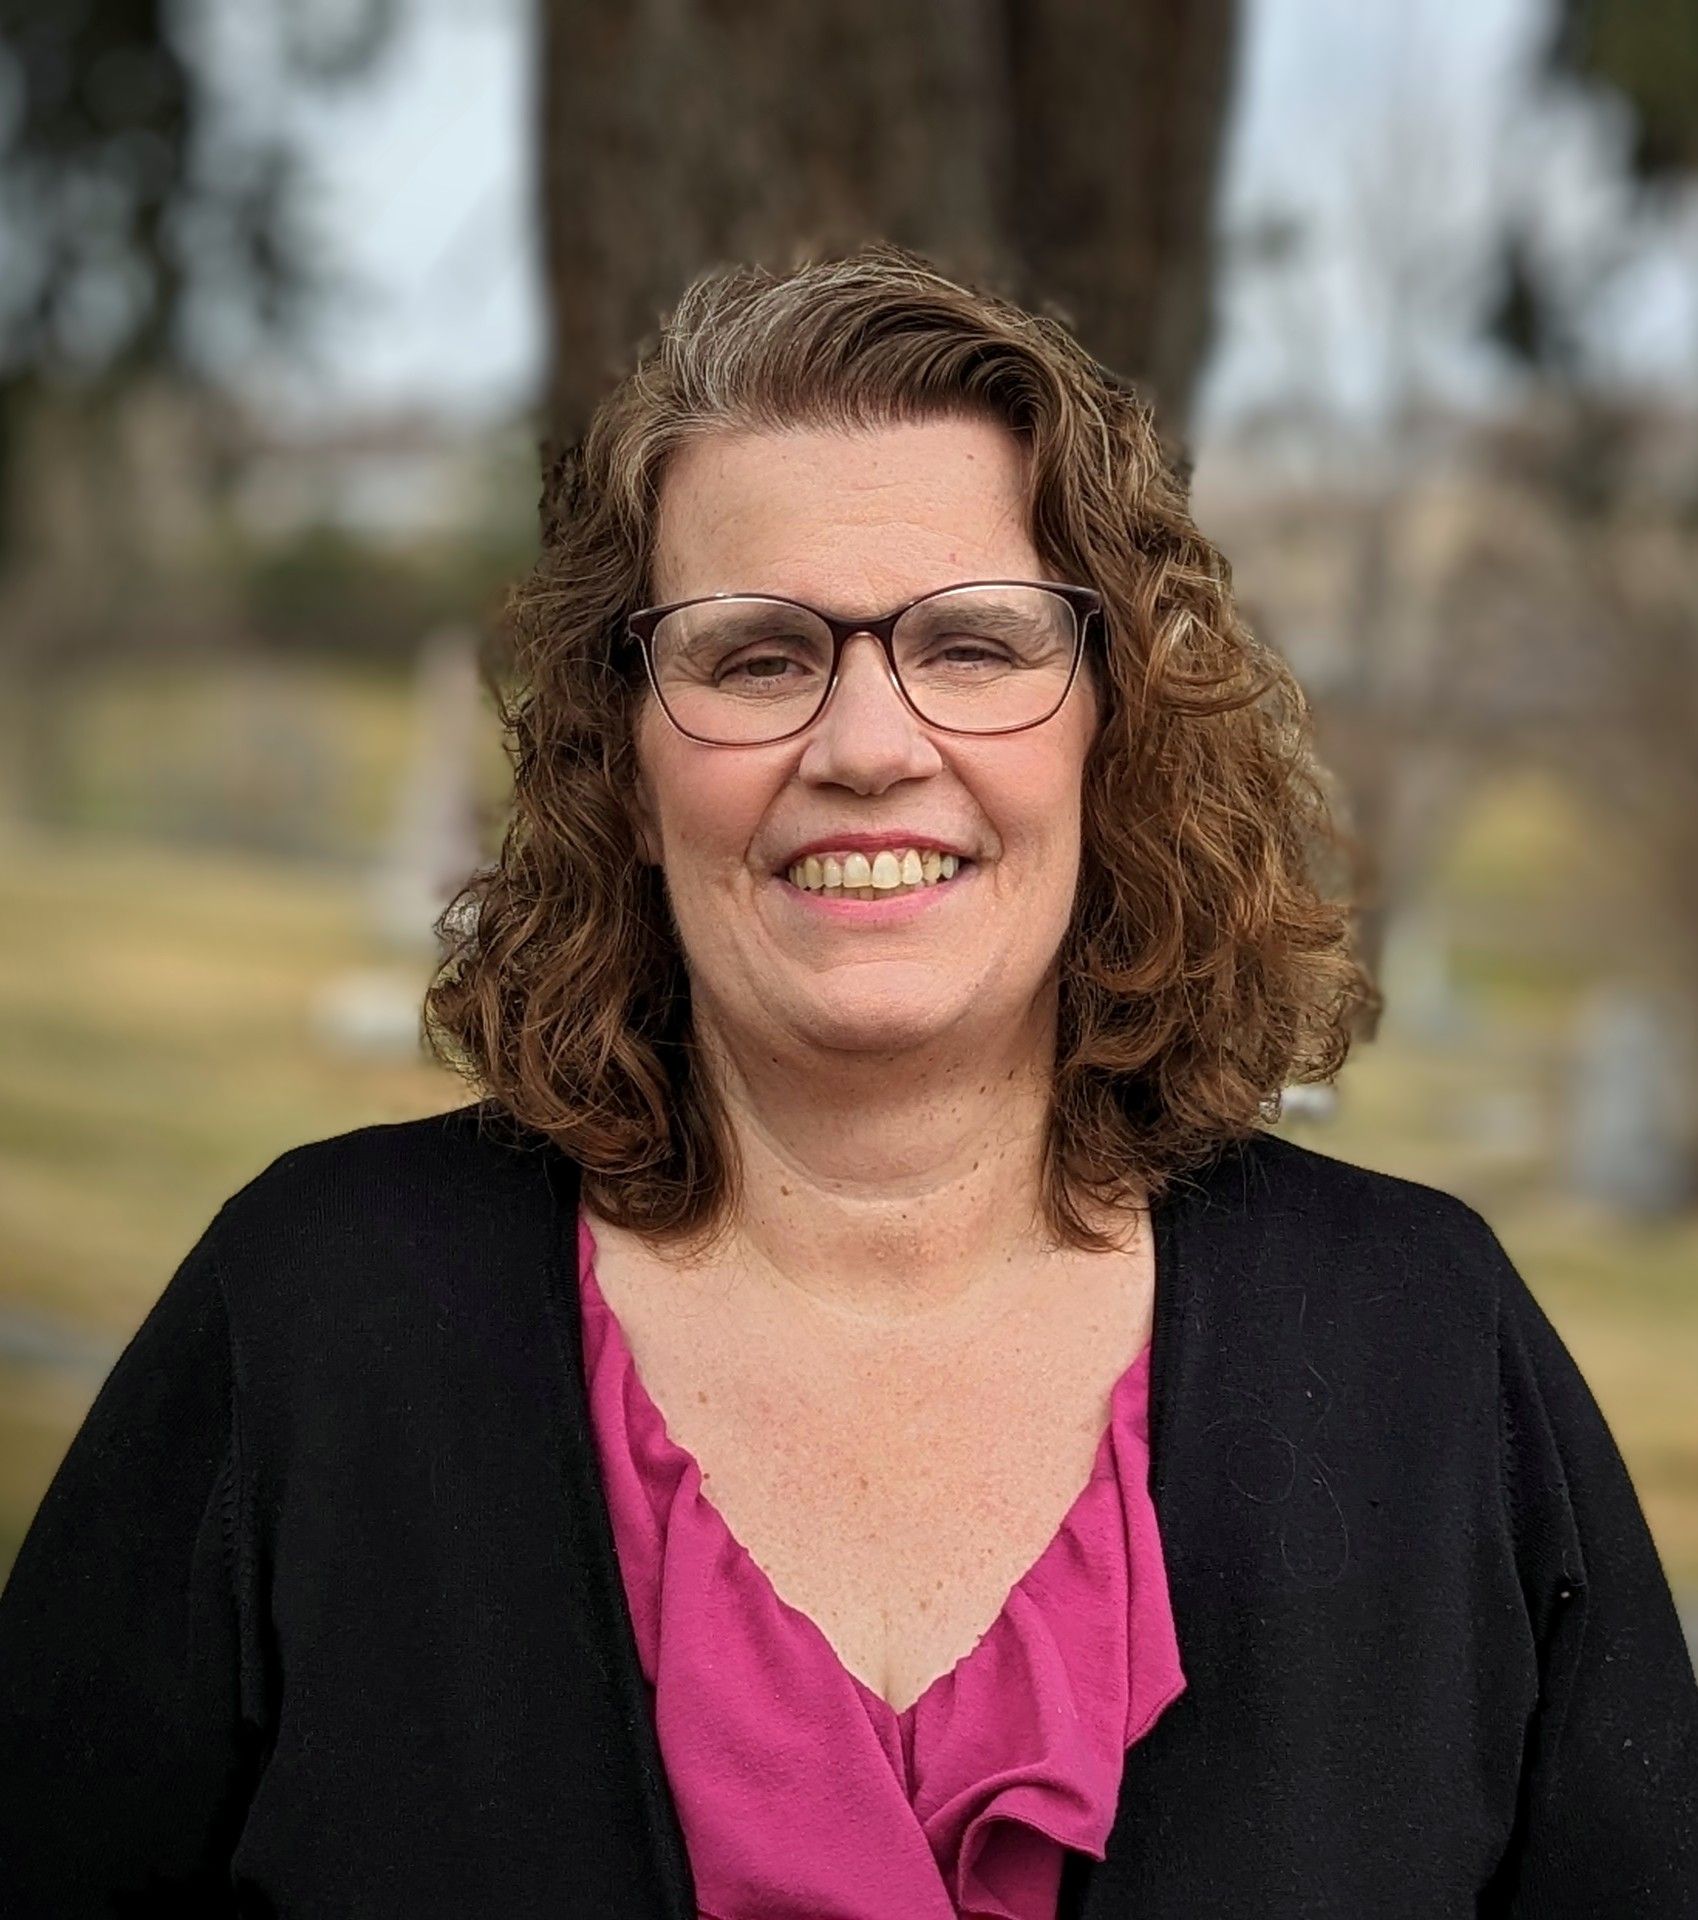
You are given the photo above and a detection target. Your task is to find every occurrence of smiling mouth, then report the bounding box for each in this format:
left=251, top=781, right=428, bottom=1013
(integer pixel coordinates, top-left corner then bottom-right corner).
left=782, top=848, right=973, bottom=900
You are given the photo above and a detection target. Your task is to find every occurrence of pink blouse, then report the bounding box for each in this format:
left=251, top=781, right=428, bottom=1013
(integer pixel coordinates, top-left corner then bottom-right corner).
left=576, top=1211, right=1187, bottom=1920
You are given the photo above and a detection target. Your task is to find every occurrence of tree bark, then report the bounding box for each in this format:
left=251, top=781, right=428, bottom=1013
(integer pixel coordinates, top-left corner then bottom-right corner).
left=999, top=0, right=1240, bottom=454
left=536, top=0, right=1240, bottom=457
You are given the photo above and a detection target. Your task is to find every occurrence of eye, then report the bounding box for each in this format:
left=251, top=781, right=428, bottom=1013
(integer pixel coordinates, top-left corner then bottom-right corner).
left=934, top=640, right=1011, bottom=663
left=721, top=652, right=806, bottom=683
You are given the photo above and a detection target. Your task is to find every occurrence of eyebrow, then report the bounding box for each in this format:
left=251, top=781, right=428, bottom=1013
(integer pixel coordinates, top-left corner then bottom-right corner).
left=905, top=597, right=1035, bottom=630
left=711, top=588, right=1046, bottom=623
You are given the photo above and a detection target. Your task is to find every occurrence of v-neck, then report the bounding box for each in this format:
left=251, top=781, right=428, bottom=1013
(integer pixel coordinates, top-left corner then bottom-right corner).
left=579, top=1210, right=1155, bottom=1725
left=538, top=1138, right=1214, bottom=1920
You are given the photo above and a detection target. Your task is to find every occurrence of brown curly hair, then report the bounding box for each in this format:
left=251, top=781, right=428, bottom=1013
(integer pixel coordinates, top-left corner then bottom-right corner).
left=423, top=241, right=1379, bottom=1253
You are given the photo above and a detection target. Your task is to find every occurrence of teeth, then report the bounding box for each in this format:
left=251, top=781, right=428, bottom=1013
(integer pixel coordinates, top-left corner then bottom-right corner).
left=783, top=846, right=971, bottom=895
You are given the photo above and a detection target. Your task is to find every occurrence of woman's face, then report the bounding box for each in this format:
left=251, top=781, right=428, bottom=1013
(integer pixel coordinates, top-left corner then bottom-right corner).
left=632, top=414, right=1100, bottom=1062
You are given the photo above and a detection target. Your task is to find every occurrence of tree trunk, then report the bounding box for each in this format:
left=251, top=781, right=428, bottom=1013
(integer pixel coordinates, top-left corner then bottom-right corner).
left=1000, top=0, right=1240, bottom=455
left=536, top=0, right=1240, bottom=457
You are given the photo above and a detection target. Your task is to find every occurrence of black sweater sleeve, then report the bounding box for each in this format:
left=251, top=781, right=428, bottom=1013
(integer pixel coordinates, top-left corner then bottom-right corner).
left=0, top=1214, right=259, bottom=1916
left=1487, top=1227, right=1698, bottom=1916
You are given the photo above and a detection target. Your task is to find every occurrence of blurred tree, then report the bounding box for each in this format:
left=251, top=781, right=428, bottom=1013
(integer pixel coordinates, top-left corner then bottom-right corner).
left=1476, top=0, right=1698, bottom=1198
left=1488, top=0, right=1698, bottom=386
left=0, top=0, right=402, bottom=544
left=537, top=0, right=1240, bottom=459
left=1547, top=0, right=1698, bottom=179
left=0, top=0, right=400, bottom=815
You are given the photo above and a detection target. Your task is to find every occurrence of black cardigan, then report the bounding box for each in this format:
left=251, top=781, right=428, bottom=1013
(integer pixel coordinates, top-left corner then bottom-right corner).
left=1, top=1105, right=1694, bottom=1918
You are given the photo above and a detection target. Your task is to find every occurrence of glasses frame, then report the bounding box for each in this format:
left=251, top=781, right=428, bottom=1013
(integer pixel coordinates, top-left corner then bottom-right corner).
left=626, top=578, right=1103, bottom=747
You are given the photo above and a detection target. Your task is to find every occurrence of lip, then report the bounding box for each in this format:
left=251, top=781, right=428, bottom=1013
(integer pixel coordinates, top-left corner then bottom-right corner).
left=774, top=859, right=976, bottom=924
left=773, top=830, right=974, bottom=872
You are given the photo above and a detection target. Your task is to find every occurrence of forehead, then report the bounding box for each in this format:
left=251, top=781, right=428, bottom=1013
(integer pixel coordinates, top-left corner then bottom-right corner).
left=650, top=414, right=1041, bottom=607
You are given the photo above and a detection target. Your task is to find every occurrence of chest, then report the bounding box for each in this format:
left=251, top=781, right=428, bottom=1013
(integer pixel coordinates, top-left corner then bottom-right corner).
left=582, top=1222, right=1155, bottom=1716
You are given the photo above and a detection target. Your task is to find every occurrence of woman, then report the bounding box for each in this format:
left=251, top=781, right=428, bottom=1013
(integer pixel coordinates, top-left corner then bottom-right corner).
left=2, top=245, right=1693, bottom=1919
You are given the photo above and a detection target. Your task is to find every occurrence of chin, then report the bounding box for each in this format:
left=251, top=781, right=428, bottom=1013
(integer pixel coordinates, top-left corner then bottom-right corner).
left=781, top=983, right=970, bottom=1056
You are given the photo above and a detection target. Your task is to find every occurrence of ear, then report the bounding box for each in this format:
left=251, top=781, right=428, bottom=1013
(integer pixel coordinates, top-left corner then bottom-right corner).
left=624, top=758, right=663, bottom=867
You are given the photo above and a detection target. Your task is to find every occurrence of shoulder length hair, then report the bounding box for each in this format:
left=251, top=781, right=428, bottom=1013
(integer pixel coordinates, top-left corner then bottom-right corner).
left=423, top=242, right=1379, bottom=1253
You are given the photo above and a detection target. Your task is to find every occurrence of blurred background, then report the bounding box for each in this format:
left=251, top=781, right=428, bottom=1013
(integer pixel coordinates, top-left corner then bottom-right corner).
left=0, top=0, right=1694, bottom=1649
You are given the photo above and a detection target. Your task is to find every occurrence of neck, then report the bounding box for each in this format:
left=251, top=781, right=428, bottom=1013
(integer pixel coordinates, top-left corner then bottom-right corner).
left=690, top=992, right=1074, bottom=1327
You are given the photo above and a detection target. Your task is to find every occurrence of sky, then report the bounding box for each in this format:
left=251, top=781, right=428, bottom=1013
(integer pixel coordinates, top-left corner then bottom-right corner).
left=247, top=0, right=1698, bottom=431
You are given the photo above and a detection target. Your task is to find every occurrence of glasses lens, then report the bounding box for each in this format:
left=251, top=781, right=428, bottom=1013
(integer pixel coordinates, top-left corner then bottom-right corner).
left=893, top=585, right=1079, bottom=732
left=645, top=585, right=1083, bottom=742
left=649, top=599, right=834, bottom=743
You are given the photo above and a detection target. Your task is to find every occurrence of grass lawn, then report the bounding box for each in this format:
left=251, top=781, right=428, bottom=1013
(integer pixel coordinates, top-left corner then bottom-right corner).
left=1, top=817, right=1694, bottom=1593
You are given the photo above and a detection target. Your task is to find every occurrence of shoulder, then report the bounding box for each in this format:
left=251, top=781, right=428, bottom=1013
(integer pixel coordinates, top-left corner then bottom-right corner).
left=215, top=1101, right=557, bottom=1232
left=202, top=1101, right=571, bottom=1329
left=1175, top=1128, right=1514, bottom=1343
left=1190, top=1126, right=1500, bottom=1258
left=1167, top=1136, right=1537, bottom=1563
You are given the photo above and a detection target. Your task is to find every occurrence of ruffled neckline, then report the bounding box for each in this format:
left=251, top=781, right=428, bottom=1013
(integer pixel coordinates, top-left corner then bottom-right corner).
left=577, top=1210, right=1187, bottom=1920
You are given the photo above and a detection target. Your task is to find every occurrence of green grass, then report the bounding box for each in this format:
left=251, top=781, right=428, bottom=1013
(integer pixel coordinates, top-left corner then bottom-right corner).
left=0, top=822, right=460, bottom=1375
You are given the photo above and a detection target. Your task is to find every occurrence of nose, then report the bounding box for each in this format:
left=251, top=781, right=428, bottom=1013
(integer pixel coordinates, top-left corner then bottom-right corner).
left=795, top=631, right=942, bottom=793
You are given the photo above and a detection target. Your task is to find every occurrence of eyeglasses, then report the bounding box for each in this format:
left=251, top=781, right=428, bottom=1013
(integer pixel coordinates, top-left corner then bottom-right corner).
left=627, top=579, right=1101, bottom=747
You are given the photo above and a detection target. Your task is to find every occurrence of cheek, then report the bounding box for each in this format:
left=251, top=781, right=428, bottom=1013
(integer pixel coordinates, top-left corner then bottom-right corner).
left=638, top=724, right=782, bottom=879
left=988, top=743, right=1090, bottom=863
